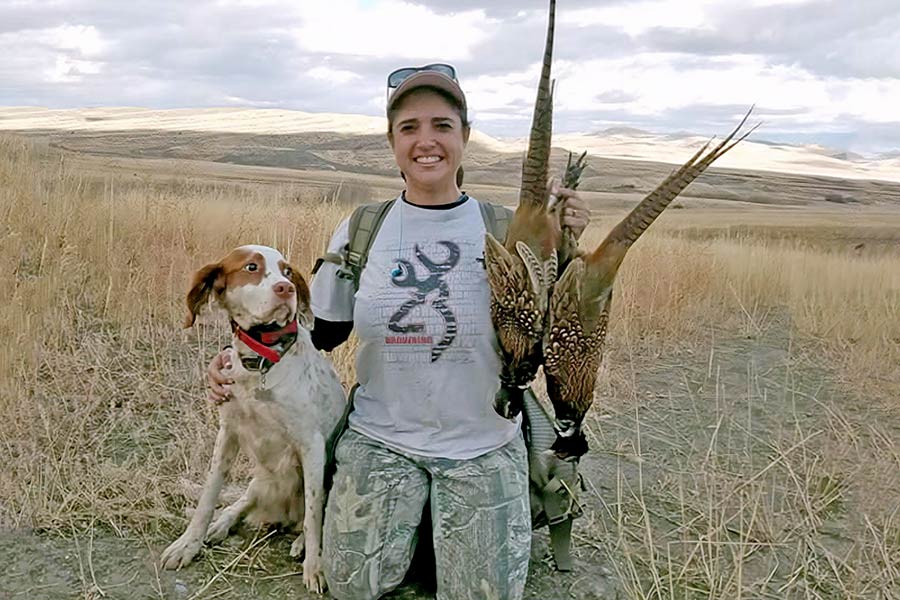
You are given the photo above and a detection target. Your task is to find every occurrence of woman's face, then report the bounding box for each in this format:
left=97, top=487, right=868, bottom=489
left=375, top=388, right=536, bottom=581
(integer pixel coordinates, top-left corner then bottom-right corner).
left=388, top=89, right=468, bottom=192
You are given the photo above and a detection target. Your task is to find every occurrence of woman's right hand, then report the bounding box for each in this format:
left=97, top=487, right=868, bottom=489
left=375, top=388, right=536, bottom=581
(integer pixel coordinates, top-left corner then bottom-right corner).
left=207, top=349, right=235, bottom=404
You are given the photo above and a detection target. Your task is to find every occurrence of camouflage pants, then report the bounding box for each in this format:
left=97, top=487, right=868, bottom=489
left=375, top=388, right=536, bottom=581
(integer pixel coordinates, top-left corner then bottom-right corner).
left=322, top=429, right=531, bottom=600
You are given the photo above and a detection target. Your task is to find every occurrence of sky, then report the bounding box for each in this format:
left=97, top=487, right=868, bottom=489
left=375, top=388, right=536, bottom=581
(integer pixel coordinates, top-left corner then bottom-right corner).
left=1, top=0, right=898, bottom=155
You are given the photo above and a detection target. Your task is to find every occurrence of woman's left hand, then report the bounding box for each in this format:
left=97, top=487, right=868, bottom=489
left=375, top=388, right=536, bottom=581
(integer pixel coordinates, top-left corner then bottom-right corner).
left=554, top=187, right=591, bottom=240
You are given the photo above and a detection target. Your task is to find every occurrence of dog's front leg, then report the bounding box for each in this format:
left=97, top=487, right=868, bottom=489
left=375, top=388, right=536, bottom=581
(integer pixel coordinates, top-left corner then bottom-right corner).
left=296, top=434, right=327, bottom=593
left=160, top=424, right=239, bottom=570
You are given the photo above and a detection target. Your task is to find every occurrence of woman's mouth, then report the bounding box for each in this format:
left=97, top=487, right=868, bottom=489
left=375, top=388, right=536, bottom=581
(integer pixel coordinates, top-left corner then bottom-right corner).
left=415, top=155, right=442, bottom=164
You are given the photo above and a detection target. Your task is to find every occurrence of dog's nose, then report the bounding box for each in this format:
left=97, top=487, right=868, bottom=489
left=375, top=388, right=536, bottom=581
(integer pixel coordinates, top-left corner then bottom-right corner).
left=273, top=282, right=295, bottom=298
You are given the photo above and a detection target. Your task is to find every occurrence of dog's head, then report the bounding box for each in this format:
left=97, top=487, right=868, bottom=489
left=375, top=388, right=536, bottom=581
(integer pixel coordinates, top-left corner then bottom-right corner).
left=185, top=245, right=313, bottom=330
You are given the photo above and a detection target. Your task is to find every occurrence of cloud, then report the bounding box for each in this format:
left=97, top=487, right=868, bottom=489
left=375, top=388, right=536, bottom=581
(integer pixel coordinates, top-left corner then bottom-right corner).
left=295, top=1, right=493, bottom=60
left=0, top=0, right=896, bottom=154
left=410, top=0, right=630, bottom=18
left=307, top=66, right=363, bottom=85
left=633, top=0, right=900, bottom=79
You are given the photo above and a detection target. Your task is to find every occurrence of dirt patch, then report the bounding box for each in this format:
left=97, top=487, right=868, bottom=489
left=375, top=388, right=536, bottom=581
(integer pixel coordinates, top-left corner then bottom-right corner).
left=0, top=526, right=617, bottom=599
left=574, top=314, right=900, bottom=598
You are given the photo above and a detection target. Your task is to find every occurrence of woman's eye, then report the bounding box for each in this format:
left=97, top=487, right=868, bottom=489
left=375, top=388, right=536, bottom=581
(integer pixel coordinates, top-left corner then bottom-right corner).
left=244, top=263, right=258, bottom=272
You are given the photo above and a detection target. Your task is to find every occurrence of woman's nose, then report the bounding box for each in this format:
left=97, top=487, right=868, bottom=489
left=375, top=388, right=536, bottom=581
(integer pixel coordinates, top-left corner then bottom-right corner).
left=414, top=135, right=437, bottom=150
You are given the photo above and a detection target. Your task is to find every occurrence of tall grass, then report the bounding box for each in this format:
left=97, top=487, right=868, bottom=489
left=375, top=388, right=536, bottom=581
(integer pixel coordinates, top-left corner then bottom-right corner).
left=1, top=136, right=897, bottom=598
left=0, top=137, right=353, bottom=534
left=580, top=221, right=900, bottom=398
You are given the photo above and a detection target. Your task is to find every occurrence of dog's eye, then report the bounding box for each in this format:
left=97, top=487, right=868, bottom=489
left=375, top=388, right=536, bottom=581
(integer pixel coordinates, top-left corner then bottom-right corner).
left=283, top=267, right=293, bottom=278
left=244, top=263, right=258, bottom=272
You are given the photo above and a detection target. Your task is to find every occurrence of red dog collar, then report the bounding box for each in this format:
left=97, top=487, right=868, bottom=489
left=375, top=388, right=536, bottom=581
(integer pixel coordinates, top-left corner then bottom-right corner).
left=231, top=320, right=298, bottom=366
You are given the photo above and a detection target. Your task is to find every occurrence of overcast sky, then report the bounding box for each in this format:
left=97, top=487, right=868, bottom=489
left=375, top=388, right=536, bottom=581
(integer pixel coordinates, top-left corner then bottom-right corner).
left=2, top=0, right=898, bottom=155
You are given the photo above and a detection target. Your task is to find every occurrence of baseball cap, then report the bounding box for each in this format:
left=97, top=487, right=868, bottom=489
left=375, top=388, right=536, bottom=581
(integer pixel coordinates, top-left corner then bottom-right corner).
left=386, top=63, right=467, bottom=114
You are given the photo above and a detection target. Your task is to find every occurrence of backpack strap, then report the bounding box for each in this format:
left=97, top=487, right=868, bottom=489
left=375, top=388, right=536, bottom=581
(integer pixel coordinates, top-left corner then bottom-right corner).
left=346, top=198, right=396, bottom=288
left=478, top=201, right=512, bottom=242
left=312, top=199, right=394, bottom=285
left=324, top=383, right=357, bottom=493
left=311, top=251, right=345, bottom=275
left=312, top=199, right=397, bottom=287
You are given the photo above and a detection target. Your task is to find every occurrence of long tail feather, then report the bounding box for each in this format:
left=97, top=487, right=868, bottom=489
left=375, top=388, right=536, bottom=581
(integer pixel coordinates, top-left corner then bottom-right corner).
left=586, top=107, right=758, bottom=281
left=518, top=0, right=556, bottom=209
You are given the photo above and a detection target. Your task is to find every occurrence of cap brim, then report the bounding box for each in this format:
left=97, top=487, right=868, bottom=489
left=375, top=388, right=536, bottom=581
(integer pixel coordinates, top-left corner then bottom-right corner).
left=387, top=71, right=466, bottom=114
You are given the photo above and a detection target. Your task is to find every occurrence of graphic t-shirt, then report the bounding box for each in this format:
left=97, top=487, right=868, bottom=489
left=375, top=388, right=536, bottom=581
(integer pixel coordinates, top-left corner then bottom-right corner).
left=310, top=195, right=520, bottom=459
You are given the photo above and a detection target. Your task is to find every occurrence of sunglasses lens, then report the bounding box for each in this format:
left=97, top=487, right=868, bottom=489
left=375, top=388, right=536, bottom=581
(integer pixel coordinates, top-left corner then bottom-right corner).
left=387, top=64, right=458, bottom=89
left=388, top=68, right=417, bottom=89
left=428, top=64, right=456, bottom=79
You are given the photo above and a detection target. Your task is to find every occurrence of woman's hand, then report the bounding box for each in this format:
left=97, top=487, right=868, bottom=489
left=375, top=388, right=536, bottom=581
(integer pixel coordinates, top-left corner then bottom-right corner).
left=207, top=349, right=235, bottom=404
left=551, top=183, right=591, bottom=240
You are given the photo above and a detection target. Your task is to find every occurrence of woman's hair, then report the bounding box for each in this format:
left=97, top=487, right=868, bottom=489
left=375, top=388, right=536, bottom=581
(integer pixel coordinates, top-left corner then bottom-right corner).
left=386, top=85, right=471, bottom=133
left=387, top=86, right=471, bottom=187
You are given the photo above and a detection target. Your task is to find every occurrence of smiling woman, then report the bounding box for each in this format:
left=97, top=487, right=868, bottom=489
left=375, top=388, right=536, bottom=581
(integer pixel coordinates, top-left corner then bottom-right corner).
left=311, top=67, right=538, bottom=599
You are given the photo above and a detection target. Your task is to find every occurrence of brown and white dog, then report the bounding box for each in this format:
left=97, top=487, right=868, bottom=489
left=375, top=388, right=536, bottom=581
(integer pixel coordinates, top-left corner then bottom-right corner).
left=160, top=245, right=346, bottom=593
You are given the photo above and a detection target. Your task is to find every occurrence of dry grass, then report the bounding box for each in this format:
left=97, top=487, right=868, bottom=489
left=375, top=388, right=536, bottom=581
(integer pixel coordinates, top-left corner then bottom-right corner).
left=0, top=136, right=356, bottom=535
left=1, top=135, right=898, bottom=598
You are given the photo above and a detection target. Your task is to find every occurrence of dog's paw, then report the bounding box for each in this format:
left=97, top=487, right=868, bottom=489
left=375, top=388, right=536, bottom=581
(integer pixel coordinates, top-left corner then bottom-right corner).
left=159, top=534, right=203, bottom=570
left=289, top=533, right=305, bottom=558
left=205, top=515, right=234, bottom=544
left=302, top=553, right=326, bottom=594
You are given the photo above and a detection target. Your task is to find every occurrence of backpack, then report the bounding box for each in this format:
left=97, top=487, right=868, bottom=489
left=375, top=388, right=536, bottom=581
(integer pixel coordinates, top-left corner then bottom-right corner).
left=317, top=198, right=584, bottom=571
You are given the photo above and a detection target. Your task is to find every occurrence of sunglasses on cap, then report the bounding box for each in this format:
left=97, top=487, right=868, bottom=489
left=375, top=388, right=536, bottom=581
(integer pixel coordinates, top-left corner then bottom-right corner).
left=386, top=63, right=458, bottom=91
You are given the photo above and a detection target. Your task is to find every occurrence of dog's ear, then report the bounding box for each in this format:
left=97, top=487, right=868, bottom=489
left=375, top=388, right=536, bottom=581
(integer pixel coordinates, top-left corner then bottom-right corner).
left=185, top=262, right=225, bottom=328
left=287, top=263, right=314, bottom=330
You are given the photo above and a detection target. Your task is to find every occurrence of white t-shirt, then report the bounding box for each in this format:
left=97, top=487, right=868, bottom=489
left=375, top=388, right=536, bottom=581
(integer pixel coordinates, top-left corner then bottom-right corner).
left=310, top=195, right=521, bottom=459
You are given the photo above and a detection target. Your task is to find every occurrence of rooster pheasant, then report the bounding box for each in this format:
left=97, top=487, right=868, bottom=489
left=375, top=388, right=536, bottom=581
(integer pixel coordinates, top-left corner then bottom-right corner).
left=544, top=111, right=758, bottom=457
left=485, top=0, right=561, bottom=419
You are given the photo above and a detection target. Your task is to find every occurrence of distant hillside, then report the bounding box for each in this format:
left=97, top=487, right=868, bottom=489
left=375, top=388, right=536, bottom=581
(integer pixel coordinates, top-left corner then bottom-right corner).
left=2, top=107, right=900, bottom=207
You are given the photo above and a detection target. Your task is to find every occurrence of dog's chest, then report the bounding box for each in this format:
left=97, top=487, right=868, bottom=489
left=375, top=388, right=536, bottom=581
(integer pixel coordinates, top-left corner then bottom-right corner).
left=224, top=389, right=298, bottom=466
left=222, top=347, right=339, bottom=464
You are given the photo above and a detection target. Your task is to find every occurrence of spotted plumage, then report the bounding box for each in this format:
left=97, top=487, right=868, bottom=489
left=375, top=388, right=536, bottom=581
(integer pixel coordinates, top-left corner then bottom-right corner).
left=544, top=110, right=758, bottom=457
left=485, top=0, right=560, bottom=419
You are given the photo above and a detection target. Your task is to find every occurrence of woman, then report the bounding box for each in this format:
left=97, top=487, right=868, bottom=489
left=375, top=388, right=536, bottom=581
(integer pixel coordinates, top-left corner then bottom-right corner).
left=208, top=64, right=590, bottom=599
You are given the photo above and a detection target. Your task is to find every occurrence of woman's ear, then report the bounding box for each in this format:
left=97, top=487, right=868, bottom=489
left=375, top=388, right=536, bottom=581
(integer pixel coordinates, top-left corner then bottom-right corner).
left=463, top=126, right=470, bottom=145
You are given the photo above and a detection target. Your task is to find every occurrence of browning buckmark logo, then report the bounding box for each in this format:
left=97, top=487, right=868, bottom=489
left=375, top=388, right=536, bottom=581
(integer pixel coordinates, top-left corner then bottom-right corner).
left=387, top=241, right=460, bottom=362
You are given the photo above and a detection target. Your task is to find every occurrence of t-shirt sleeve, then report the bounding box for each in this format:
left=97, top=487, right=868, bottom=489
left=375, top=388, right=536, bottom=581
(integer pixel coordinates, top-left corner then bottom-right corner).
left=310, top=217, right=356, bottom=322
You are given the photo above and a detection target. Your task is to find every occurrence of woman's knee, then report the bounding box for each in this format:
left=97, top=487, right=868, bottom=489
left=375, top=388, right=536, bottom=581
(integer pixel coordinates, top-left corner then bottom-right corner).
left=323, top=430, right=430, bottom=598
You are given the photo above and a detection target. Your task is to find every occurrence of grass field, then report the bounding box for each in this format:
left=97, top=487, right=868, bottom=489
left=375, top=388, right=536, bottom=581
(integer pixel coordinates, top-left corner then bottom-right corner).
left=1, top=134, right=898, bottom=599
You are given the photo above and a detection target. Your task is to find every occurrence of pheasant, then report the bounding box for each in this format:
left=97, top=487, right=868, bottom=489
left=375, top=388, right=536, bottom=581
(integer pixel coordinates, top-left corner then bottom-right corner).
left=485, top=0, right=561, bottom=419
left=544, top=110, right=759, bottom=458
